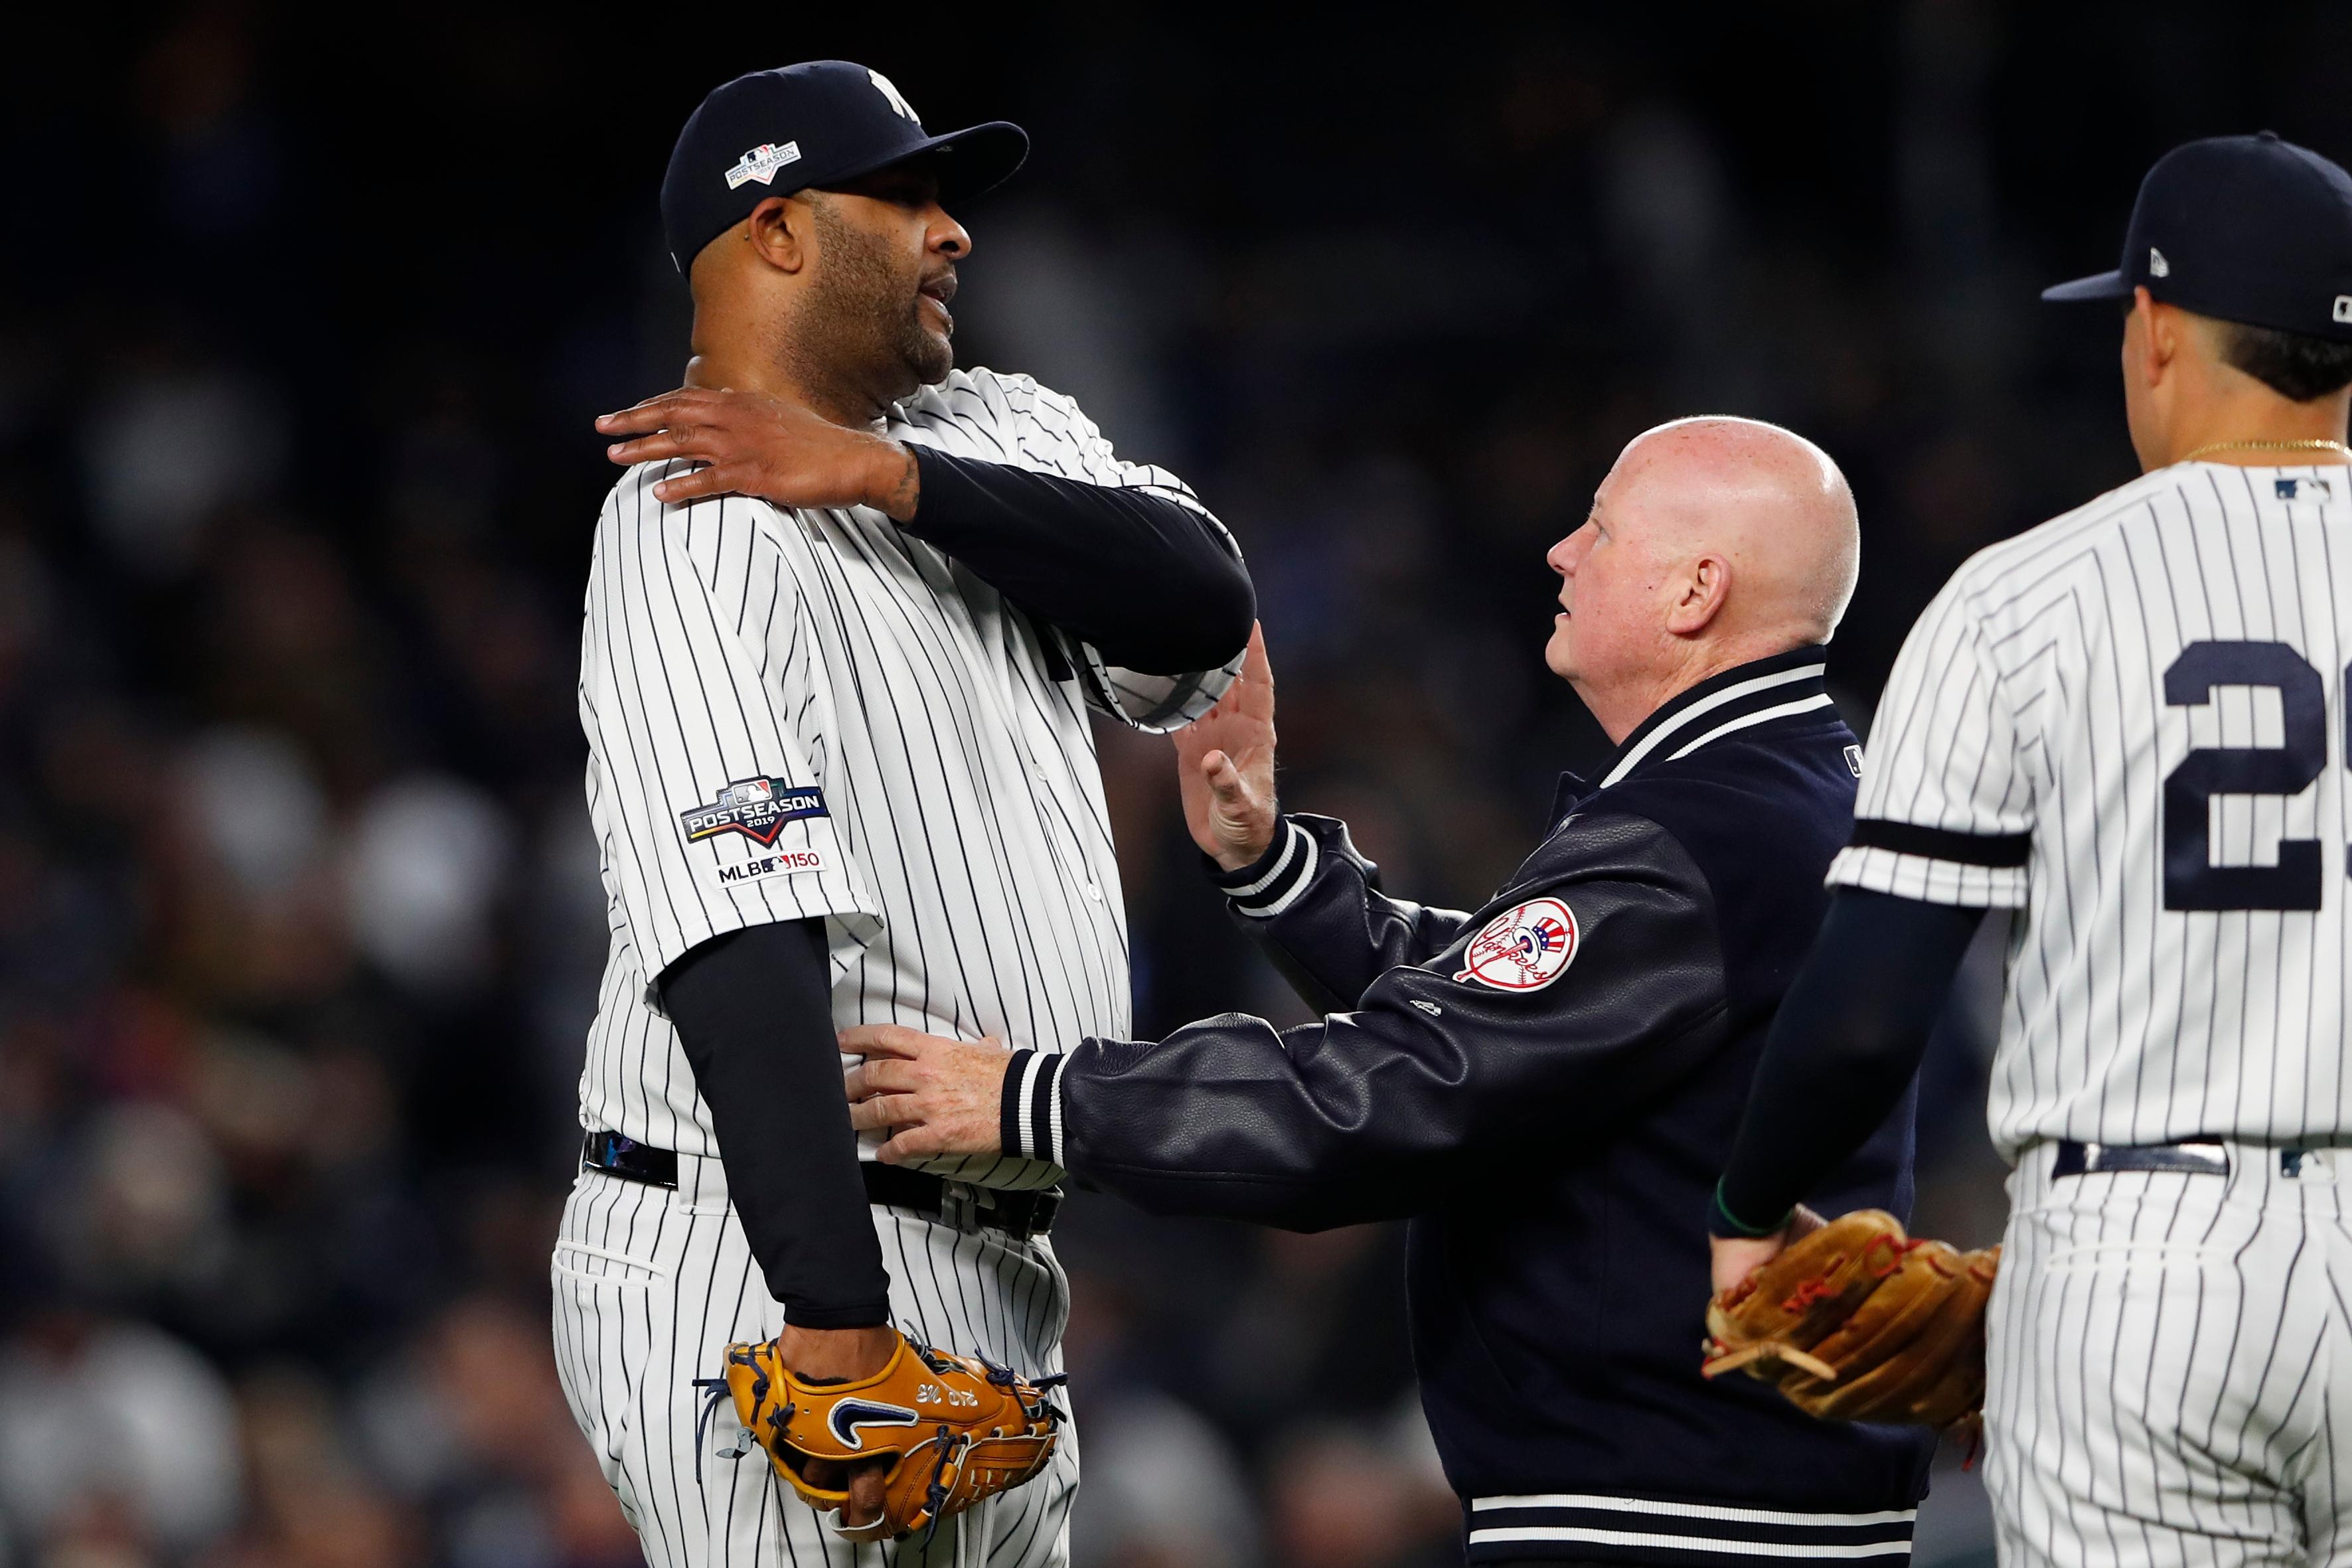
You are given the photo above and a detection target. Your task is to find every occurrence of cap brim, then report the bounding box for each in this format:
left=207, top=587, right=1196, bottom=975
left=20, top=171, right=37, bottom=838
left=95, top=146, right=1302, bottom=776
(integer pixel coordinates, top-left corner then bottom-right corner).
left=844, top=121, right=1030, bottom=204
left=2041, top=270, right=2133, bottom=303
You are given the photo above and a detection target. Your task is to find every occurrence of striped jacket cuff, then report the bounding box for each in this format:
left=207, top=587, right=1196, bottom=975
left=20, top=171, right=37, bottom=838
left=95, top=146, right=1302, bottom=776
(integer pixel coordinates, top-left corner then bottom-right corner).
left=999, top=1048, right=1069, bottom=1167
left=1212, top=816, right=1319, bottom=919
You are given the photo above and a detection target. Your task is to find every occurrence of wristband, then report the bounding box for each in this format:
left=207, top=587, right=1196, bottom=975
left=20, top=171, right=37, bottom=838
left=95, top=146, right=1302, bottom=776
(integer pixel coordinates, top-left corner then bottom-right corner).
left=1709, top=1179, right=1791, bottom=1239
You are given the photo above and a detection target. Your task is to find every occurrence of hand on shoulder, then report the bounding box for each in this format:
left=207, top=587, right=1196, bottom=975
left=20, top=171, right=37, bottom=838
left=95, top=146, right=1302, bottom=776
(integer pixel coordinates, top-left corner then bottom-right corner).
left=596, top=384, right=920, bottom=520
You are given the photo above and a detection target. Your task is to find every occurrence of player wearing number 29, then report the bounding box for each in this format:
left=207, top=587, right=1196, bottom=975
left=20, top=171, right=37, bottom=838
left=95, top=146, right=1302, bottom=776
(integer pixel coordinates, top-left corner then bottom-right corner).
left=1710, top=134, right=2352, bottom=1567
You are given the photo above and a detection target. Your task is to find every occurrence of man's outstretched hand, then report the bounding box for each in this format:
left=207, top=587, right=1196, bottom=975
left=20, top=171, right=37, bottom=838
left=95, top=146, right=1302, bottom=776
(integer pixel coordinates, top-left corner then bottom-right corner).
left=1173, top=623, right=1278, bottom=870
left=840, top=1026, right=1014, bottom=1161
left=596, top=386, right=921, bottom=518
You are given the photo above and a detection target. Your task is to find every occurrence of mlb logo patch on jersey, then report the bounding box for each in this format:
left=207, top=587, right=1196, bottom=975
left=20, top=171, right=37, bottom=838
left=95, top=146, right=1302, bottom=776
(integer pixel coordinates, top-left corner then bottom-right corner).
left=1454, top=897, right=1580, bottom=992
left=679, top=777, right=827, bottom=846
left=2277, top=477, right=2333, bottom=501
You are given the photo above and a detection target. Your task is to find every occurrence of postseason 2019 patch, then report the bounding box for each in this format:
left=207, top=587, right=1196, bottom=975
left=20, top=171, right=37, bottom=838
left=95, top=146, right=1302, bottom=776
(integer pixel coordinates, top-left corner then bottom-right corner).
left=679, top=777, right=827, bottom=848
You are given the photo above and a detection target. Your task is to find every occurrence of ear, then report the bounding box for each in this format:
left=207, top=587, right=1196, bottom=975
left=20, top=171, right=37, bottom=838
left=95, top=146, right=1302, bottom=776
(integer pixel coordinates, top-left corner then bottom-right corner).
left=744, top=195, right=815, bottom=274
left=1666, top=552, right=1730, bottom=637
left=2135, top=287, right=2183, bottom=388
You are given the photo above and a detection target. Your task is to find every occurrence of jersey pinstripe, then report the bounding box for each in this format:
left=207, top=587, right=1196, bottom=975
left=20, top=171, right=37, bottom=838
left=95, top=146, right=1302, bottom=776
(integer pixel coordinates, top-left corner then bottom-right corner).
left=576, top=363, right=1240, bottom=1190
left=1832, top=461, right=2352, bottom=1161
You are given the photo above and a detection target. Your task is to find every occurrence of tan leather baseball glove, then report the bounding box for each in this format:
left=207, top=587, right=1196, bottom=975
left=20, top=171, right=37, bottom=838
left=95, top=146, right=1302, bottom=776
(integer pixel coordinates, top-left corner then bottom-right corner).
left=712, top=1329, right=1063, bottom=1543
left=1701, top=1208, right=1999, bottom=1432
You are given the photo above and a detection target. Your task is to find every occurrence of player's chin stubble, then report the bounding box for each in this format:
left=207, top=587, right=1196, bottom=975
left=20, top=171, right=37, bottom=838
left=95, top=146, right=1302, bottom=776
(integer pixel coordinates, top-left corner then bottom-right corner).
left=805, top=199, right=952, bottom=398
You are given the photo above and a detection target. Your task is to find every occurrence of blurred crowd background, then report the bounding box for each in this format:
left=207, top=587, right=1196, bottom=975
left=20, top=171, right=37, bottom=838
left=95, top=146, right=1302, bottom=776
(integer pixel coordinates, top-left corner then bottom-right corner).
left=3, top=3, right=2349, bottom=1567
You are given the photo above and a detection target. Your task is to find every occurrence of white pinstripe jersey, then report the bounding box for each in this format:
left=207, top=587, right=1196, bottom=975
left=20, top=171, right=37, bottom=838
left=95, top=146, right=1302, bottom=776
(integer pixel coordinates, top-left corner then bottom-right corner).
left=575, top=366, right=1239, bottom=1190
left=1834, top=460, right=2352, bottom=1160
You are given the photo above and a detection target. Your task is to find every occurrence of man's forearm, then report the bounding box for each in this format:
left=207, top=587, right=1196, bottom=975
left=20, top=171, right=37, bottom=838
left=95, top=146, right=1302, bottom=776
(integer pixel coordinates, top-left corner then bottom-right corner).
left=905, top=447, right=1253, bottom=674
left=1712, top=890, right=1986, bottom=1235
left=665, top=920, right=890, bottom=1326
left=996, top=1023, right=1440, bottom=1231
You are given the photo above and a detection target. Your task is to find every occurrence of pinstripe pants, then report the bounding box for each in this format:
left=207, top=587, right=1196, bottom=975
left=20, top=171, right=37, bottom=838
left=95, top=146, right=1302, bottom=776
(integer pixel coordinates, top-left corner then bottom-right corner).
left=1988, top=1141, right=2352, bottom=1567
left=550, top=1156, right=1079, bottom=1568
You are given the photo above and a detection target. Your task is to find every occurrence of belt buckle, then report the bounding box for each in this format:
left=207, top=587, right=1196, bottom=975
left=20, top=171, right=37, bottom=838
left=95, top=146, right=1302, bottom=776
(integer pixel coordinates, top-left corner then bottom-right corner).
left=968, top=1184, right=1048, bottom=1239
left=938, top=1180, right=981, bottom=1233
left=967, top=1182, right=1025, bottom=1237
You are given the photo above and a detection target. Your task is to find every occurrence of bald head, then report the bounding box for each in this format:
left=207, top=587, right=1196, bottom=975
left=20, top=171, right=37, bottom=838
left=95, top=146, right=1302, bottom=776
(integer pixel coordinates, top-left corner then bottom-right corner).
left=1543, top=416, right=1860, bottom=742
left=1610, top=416, right=1860, bottom=642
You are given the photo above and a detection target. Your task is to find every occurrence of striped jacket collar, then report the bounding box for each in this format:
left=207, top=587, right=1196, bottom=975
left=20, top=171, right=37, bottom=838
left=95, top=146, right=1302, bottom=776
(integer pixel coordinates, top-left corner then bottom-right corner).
left=1590, top=645, right=1833, bottom=791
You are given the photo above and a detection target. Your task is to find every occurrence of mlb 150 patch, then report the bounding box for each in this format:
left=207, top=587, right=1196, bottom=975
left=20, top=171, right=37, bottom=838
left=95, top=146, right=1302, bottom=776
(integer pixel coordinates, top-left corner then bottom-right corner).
left=715, top=849, right=828, bottom=887
left=679, top=777, right=827, bottom=847
left=1454, top=897, right=1579, bottom=992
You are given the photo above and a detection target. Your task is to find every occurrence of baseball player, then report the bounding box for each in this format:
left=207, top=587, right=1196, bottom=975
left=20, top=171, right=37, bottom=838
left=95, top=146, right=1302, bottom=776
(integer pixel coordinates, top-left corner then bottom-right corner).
left=551, top=61, right=1251, bottom=1567
left=1709, top=133, right=2352, bottom=1567
left=838, top=418, right=1948, bottom=1565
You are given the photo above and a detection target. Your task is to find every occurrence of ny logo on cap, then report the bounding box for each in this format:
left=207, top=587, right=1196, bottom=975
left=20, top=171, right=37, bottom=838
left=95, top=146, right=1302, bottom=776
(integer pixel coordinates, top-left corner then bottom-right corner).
left=2149, top=246, right=2171, bottom=278
left=868, top=69, right=921, bottom=125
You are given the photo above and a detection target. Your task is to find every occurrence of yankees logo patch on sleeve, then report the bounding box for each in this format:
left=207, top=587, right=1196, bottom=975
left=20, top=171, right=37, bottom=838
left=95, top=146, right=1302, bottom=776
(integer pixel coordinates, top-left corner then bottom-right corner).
left=1454, top=897, right=1580, bottom=991
left=679, top=777, right=828, bottom=846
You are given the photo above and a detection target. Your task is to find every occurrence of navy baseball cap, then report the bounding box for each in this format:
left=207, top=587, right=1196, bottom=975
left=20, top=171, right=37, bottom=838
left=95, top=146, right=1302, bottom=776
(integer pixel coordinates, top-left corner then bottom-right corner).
left=2043, top=131, right=2352, bottom=342
left=660, top=62, right=1028, bottom=275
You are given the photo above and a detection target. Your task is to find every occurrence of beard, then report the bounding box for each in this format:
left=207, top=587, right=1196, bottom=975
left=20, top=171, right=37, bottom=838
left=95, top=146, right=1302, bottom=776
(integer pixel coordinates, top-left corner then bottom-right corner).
left=794, top=196, right=952, bottom=404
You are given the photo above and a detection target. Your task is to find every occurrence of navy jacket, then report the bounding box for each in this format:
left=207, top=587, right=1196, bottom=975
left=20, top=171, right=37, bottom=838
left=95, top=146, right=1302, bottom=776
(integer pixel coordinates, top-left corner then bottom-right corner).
left=1000, top=648, right=1935, bottom=1564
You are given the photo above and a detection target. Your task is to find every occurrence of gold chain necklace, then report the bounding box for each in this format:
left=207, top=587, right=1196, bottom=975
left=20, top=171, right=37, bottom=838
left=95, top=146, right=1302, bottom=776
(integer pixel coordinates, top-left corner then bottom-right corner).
left=2180, top=437, right=2352, bottom=463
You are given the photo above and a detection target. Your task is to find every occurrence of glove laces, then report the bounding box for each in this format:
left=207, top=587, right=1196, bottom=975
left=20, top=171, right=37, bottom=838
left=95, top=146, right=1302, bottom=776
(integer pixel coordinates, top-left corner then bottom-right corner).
left=688, top=1342, right=780, bottom=1484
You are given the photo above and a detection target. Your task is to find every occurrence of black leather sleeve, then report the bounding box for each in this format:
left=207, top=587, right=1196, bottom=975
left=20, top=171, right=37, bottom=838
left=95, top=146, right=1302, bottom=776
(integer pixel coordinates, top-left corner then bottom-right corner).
left=1210, top=815, right=1478, bottom=1013
left=906, top=447, right=1254, bottom=676
left=1034, top=813, right=1732, bottom=1231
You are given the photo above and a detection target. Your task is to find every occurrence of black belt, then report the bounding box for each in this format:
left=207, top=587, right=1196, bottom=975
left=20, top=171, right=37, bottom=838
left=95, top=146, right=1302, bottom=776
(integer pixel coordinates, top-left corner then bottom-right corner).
left=2053, top=1138, right=2351, bottom=1180
left=580, top=1131, right=1060, bottom=1237
left=2053, top=1138, right=2230, bottom=1178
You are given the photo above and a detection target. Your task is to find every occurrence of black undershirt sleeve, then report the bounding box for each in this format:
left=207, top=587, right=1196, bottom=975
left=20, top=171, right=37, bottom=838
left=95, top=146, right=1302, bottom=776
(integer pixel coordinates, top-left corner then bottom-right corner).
left=906, top=446, right=1254, bottom=675
left=661, top=919, right=889, bottom=1328
left=1711, top=888, right=1988, bottom=1236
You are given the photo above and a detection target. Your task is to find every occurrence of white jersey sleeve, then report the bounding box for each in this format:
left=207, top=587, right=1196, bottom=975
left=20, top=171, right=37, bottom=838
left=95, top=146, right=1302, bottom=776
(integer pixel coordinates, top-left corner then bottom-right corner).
left=583, top=466, right=883, bottom=979
left=897, top=367, right=1243, bottom=733
left=1828, top=564, right=2041, bottom=908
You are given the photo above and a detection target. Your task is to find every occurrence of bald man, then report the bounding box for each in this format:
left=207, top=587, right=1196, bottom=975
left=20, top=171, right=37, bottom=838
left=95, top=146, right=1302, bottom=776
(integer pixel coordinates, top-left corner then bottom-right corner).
left=842, top=418, right=1938, bottom=1566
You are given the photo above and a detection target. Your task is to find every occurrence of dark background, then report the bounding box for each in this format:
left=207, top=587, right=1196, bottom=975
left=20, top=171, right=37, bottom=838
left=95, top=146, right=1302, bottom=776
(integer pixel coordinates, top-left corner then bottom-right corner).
left=1, top=3, right=2346, bottom=1567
